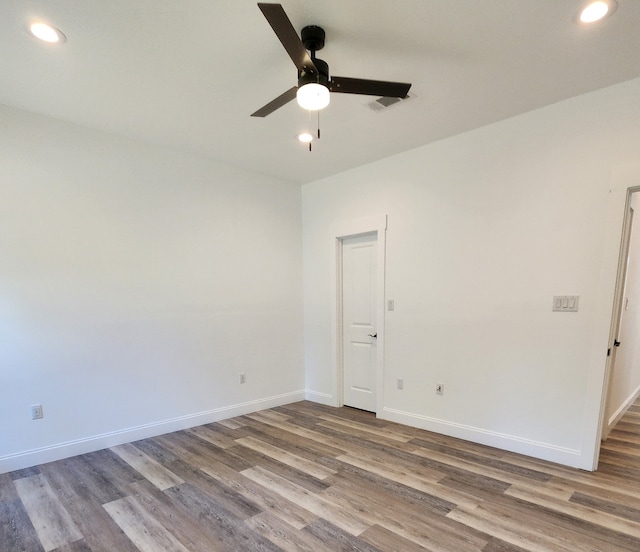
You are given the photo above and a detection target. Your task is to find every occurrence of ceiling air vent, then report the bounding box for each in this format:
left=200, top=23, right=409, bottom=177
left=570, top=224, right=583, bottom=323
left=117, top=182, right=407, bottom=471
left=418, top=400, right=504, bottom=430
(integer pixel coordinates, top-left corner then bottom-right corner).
left=367, top=93, right=413, bottom=112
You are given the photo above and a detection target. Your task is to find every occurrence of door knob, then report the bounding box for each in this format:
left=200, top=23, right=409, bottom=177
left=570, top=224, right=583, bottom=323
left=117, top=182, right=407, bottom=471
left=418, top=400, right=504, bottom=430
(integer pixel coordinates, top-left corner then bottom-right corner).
left=368, top=333, right=377, bottom=338
left=614, top=339, right=621, bottom=347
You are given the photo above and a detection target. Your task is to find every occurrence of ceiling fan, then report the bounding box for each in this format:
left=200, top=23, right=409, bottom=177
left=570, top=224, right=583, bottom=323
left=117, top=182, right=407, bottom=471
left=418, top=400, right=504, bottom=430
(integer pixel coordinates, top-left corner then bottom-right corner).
left=251, top=3, right=412, bottom=117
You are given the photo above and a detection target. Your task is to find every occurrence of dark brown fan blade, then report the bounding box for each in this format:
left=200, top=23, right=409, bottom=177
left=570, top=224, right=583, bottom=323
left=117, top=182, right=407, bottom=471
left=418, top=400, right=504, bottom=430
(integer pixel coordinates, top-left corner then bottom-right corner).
left=330, top=77, right=411, bottom=98
left=258, top=3, right=317, bottom=74
left=251, top=86, right=298, bottom=117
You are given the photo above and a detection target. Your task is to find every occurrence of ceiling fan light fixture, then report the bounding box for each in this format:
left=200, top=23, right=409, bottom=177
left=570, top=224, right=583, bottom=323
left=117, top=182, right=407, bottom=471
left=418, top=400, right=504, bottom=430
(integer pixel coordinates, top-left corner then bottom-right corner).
left=298, top=132, right=314, bottom=143
left=296, top=82, right=330, bottom=111
left=250, top=4, right=411, bottom=118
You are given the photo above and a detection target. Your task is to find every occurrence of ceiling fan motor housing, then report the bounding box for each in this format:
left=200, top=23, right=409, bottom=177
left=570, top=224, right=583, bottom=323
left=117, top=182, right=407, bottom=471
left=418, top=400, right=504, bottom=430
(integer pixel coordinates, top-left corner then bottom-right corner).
left=299, top=26, right=329, bottom=88
left=301, top=25, right=325, bottom=52
left=299, top=57, right=329, bottom=88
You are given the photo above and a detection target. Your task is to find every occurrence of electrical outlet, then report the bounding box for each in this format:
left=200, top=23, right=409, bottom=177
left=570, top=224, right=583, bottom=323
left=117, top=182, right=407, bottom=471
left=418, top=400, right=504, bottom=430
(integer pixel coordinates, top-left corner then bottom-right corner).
left=31, top=404, right=44, bottom=420
left=436, top=384, right=444, bottom=396
left=397, top=378, right=403, bottom=390
left=239, top=372, right=246, bottom=384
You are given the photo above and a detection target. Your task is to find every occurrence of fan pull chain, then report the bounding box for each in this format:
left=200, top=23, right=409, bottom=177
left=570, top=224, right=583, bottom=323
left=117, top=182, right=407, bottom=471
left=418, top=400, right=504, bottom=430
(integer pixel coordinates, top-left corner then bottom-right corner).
left=301, top=109, right=322, bottom=152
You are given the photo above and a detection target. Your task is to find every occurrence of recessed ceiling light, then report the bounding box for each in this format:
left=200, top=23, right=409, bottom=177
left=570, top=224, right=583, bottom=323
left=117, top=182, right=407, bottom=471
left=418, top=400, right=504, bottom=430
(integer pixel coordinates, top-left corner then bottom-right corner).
left=29, top=22, right=66, bottom=43
left=578, top=1, right=617, bottom=24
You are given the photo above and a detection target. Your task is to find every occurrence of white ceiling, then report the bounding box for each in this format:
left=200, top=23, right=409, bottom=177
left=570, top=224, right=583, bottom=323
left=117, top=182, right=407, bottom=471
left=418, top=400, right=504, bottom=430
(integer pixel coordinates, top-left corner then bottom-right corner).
left=2, top=1, right=639, bottom=184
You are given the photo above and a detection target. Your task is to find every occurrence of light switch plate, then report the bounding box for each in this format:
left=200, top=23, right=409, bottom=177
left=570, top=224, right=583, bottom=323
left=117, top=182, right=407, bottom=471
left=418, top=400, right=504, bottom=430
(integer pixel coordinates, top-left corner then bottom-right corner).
left=553, top=295, right=579, bottom=312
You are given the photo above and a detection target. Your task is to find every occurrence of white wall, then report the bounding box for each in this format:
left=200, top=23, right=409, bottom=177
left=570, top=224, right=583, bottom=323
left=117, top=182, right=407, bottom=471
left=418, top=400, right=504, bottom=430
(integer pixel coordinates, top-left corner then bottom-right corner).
left=0, top=105, right=304, bottom=473
left=604, top=192, right=640, bottom=431
left=303, top=78, right=640, bottom=470
left=4, top=79, right=640, bottom=475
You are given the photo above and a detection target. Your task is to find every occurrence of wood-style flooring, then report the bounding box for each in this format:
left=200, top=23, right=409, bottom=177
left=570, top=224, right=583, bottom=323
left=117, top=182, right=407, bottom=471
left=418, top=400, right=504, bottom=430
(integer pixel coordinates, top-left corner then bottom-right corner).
left=2, top=398, right=640, bottom=551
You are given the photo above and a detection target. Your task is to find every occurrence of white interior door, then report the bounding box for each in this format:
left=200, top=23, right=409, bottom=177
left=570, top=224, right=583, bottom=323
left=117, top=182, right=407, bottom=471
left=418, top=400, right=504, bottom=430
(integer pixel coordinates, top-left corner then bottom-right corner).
left=342, top=233, right=378, bottom=412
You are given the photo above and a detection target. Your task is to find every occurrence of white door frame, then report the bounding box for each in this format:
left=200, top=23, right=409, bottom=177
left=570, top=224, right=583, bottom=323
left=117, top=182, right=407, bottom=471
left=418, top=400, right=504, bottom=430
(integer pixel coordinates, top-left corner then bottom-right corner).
left=600, top=200, right=635, bottom=441
left=590, top=174, right=640, bottom=469
left=330, top=215, right=387, bottom=413
left=597, top=187, right=640, bottom=439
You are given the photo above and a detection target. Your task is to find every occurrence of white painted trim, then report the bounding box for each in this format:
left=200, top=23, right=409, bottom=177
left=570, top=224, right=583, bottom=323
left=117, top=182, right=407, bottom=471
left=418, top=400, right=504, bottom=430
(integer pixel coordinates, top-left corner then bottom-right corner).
left=0, top=390, right=305, bottom=474
left=600, top=191, right=637, bottom=442
left=330, top=214, right=387, bottom=414
left=305, top=389, right=334, bottom=406
left=380, top=407, right=583, bottom=468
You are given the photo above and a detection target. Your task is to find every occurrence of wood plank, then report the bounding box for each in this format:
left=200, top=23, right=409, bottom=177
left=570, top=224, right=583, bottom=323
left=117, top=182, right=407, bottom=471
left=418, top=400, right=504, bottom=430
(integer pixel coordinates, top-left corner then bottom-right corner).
left=246, top=511, right=334, bottom=552
left=570, top=490, right=640, bottom=521
left=240, top=414, right=348, bottom=458
left=301, top=518, right=384, bottom=551
left=235, top=436, right=337, bottom=480
left=110, top=443, right=183, bottom=491
left=9, top=466, right=41, bottom=481
left=241, top=465, right=371, bottom=536
left=0, top=498, right=45, bottom=552
left=39, top=460, right=140, bottom=552
left=505, top=484, right=640, bottom=539
left=0, top=472, right=19, bottom=503
left=410, top=438, right=552, bottom=483
left=223, top=442, right=331, bottom=494
left=185, top=424, right=236, bottom=449
left=321, top=478, right=489, bottom=551
left=447, top=502, right=579, bottom=552
left=359, top=524, right=432, bottom=552
left=322, top=458, right=456, bottom=515
left=482, top=536, right=534, bottom=552
left=485, top=452, right=640, bottom=499
left=458, top=493, right=639, bottom=552
left=39, top=454, right=126, bottom=507
left=551, top=476, right=640, bottom=511
left=246, top=409, right=292, bottom=423
left=131, top=436, right=182, bottom=465
left=126, top=479, right=236, bottom=552
left=181, top=474, right=262, bottom=521
left=14, top=474, right=83, bottom=552
left=335, top=453, right=479, bottom=510
left=216, top=418, right=246, bottom=430
left=200, top=460, right=318, bottom=530
left=103, top=495, right=191, bottom=552
left=318, top=415, right=415, bottom=443
left=163, top=480, right=282, bottom=551
left=52, top=540, right=94, bottom=552
left=152, top=431, right=249, bottom=472
left=241, top=414, right=351, bottom=454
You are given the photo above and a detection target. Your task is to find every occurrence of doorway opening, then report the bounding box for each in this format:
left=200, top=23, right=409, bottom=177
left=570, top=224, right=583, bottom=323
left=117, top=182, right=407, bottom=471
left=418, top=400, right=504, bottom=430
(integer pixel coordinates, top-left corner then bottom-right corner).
left=601, top=187, right=640, bottom=443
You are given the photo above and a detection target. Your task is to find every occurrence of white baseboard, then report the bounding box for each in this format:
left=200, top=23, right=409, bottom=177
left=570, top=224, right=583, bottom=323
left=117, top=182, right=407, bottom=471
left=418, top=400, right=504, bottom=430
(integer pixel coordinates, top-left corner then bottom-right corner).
left=0, top=390, right=305, bottom=474
left=607, top=383, right=640, bottom=431
left=380, top=407, right=587, bottom=470
left=305, top=389, right=335, bottom=406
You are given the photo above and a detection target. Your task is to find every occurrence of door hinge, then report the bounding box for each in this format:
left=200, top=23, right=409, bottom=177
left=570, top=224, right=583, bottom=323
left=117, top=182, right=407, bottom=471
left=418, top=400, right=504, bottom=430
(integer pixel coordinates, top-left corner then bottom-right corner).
left=607, top=348, right=611, bottom=357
